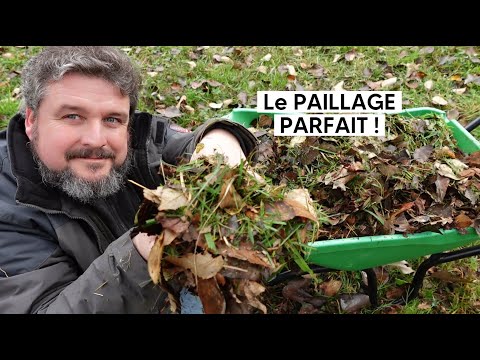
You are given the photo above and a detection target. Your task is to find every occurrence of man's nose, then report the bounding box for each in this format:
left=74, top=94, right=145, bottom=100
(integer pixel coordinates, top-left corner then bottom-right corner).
left=80, top=119, right=108, bottom=147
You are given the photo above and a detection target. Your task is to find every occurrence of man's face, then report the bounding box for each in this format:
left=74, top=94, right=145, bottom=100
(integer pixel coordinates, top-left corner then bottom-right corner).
left=25, top=73, right=131, bottom=201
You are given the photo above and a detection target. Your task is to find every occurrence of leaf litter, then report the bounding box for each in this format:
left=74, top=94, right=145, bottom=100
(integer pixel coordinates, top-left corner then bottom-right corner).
left=131, top=113, right=480, bottom=313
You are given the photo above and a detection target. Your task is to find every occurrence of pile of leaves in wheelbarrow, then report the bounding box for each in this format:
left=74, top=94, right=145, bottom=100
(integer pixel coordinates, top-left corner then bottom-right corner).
left=132, top=113, right=480, bottom=313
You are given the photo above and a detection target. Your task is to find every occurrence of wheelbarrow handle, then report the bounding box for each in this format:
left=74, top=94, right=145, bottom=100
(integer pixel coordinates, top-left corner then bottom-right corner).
left=464, top=116, right=480, bottom=132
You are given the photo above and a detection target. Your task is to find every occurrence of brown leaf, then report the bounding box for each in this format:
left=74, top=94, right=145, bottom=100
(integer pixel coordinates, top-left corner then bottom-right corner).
left=197, top=277, right=226, bottom=314
left=466, top=151, right=480, bottom=167
left=446, top=109, right=459, bottom=120
left=218, top=244, right=272, bottom=268
left=435, top=175, right=450, bottom=203
left=419, top=46, right=435, bottom=54
left=218, top=177, right=244, bottom=215
left=405, top=80, right=419, bottom=89
left=385, top=286, right=406, bottom=300
left=282, top=278, right=313, bottom=303
left=319, top=279, right=342, bottom=297
left=159, top=217, right=189, bottom=235
left=345, top=50, right=357, bottom=61
left=413, top=145, right=434, bottom=163
left=367, top=80, right=383, bottom=90
left=378, top=163, right=400, bottom=177
left=165, top=252, right=224, bottom=279
left=156, top=106, right=182, bottom=118
left=430, top=270, right=471, bottom=283
left=308, top=64, right=325, bottom=78
left=243, top=280, right=267, bottom=314
left=264, top=201, right=296, bottom=221
left=221, top=258, right=263, bottom=281
left=435, top=162, right=460, bottom=180
left=258, top=115, right=272, bottom=128
left=237, top=92, right=247, bottom=105
left=148, top=233, right=165, bottom=285
left=465, top=74, right=480, bottom=85
left=417, top=303, right=431, bottom=310
left=339, top=294, right=371, bottom=313
left=283, top=188, right=318, bottom=222
left=454, top=212, right=473, bottom=229
left=144, top=186, right=189, bottom=211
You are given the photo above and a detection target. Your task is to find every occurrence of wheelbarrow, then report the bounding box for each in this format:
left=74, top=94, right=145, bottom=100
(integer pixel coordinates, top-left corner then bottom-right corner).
left=225, top=107, right=480, bottom=308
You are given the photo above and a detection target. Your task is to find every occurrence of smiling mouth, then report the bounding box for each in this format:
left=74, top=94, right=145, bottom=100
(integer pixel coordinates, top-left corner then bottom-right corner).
left=73, top=157, right=111, bottom=163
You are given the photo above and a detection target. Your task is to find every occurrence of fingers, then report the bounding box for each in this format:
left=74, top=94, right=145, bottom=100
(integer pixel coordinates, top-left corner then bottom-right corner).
left=132, top=232, right=157, bottom=260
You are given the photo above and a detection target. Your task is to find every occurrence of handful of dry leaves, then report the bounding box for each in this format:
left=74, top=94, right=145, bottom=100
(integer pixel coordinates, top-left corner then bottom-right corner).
left=132, top=155, right=326, bottom=313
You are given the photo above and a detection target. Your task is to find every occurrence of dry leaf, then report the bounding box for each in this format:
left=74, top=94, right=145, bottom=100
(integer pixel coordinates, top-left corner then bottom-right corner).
left=345, top=50, right=357, bottom=61
left=261, top=53, right=272, bottom=62
left=424, top=80, right=434, bottom=90
left=218, top=177, right=244, bottom=214
left=144, top=186, right=189, bottom=211
left=381, top=77, right=397, bottom=88
left=332, top=81, right=345, bottom=91
left=450, top=74, right=463, bottom=82
left=432, top=95, right=448, bottom=106
left=243, top=280, right=267, bottom=314
left=320, top=279, right=342, bottom=297
left=257, top=65, right=268, bottom=74
left=197, top=277, right=226, bottom=314
left=386, top=260, right=414, bottom=274
left=283, top=188, right=318, bottom=222
left=220, top=56, right=233, bottom=64
left=156, top=106, right=182, bottom=118
left=166, top=252, right=224, bottom=279
left=208, top=102, right=223, bottom=109
left=148, top=233, right=165, bottom=284
left=286, top=65, right=296, bottom=76
left=218, top=244, right=272, bottom=268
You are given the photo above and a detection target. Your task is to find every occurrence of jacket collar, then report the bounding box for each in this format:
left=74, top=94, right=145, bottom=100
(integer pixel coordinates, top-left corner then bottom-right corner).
left=8, top=114, right=63, bottom=211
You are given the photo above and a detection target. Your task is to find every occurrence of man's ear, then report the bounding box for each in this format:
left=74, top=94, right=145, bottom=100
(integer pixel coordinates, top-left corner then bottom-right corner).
left=25, top=108, right=35, bottom=141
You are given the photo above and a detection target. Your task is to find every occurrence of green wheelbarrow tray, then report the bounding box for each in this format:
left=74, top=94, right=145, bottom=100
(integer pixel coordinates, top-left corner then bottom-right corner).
left=226, top=107, right=480, bottom=271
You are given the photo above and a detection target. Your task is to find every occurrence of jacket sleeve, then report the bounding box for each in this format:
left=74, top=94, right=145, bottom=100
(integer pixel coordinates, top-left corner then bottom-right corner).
left=158, top=116, right=259, bottom=165
left=0, top=228, right=167, bottom=314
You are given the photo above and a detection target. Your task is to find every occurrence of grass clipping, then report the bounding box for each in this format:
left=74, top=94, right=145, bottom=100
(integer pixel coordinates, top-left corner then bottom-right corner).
left=132, top=155, right=327, bottom=314
left=133, top=113, right=480, bottom=313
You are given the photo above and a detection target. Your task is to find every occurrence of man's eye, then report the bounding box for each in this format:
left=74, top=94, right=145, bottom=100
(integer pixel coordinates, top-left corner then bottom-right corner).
left=65, top=114, right=80, bottom=120
left=105, top=117, right=120, bottom=124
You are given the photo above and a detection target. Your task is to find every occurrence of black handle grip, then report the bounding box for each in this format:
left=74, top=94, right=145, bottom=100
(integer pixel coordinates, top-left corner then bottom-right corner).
left=464, top=117, right=480, bottom=132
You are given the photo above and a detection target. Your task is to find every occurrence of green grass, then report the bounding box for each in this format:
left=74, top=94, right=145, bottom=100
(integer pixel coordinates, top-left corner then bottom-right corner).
left=1, top=46, right=480, bottom=313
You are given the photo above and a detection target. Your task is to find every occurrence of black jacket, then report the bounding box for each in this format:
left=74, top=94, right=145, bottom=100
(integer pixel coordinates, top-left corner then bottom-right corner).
left=0, top=112, right=257, bottom=313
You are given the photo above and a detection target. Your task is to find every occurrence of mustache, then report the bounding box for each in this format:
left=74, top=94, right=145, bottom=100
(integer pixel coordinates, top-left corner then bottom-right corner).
left=65, top=147, right=116, bottom=160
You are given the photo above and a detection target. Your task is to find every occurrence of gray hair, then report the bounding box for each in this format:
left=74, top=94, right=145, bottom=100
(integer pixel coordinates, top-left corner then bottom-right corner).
left=20, top=46, right=141, bottom=119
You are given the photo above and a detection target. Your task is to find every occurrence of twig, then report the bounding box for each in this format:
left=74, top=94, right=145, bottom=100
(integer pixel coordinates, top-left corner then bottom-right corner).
left=179, top=171, right=191, bottom=202
left=128, top=179, right=148, bottom=190
left=223, top=265, right=248, bottom=272
left=0, top=267, right=8, bottom=277
left=159, top=161, right=166, bottom=184
left=94, top=281, right=108, bottom=292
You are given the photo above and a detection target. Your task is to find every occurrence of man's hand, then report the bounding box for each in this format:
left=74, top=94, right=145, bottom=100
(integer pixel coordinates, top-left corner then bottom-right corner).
left=190, top=128, right=246, bottom=166
left=132, top=232, right=156, bottom=260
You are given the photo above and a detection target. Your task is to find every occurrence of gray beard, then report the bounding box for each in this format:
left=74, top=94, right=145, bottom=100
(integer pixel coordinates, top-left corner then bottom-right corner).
left=30, top=144, right=133, bottom=204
